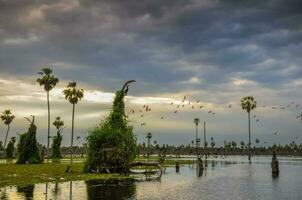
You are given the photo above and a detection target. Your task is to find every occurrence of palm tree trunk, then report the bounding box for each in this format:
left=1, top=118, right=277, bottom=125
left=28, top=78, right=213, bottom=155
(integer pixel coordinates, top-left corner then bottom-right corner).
left=195, top=124, right=198, bottom=158
left=4, top=124, right=10, bottom=149
left=204, top=122, right=206, bottom=159
left=147, top=138, right=150, bottom=158
left=248, top=112, right=251, bottom=164
left=47, top=91, right=50, bottom=160
left=70, top=103, right=75, bottom=171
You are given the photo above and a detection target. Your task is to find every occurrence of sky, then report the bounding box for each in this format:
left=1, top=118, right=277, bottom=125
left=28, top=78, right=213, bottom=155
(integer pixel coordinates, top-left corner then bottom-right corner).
left=0, top=0, right=302, bottom=147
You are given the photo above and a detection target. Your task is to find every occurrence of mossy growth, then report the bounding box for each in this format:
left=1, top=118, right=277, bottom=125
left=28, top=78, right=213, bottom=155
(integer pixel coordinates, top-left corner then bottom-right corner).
left=16, top=116, right=42, bottom=164
left=84, top=81, right=138, bottom=173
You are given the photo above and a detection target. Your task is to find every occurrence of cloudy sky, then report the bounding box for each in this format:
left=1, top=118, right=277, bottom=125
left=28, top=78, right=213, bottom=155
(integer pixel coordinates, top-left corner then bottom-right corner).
left=0, top=0, right=302, bottom=147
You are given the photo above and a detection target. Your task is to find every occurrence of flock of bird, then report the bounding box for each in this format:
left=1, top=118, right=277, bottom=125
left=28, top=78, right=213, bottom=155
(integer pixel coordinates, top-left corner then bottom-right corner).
left=124, top=95, right=302, bottom=144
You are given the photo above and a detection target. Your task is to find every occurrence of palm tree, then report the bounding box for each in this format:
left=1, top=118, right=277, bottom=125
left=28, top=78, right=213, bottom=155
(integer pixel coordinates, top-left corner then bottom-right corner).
left=37, top=67, right=59, bottom=159
left=255, top=138, right=260, bottom=147
left=52, top=117, right=65, bottom=159
left=240, top=141, right=245, bottom=149
left=210, top=137, right=215, bottom=149
left=146, top=132, right=152, bottom=158
left=63, top=81, right=84, bottom=171
left=194, top=118, right=200, bottom=157
left=0, top=110, right=15, bottom=149
left=241, top=96, right=257, bottom=164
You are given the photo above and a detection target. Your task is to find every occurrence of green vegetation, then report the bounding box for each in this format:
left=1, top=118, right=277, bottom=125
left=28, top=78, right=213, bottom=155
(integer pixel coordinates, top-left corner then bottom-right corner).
left=63, top=81, right=84, bottom=171
left=52, top=117, right=64, bottom=159
left=37, top=67, right=59, bottom=158
left=0, top=162, right=129, bottom=187
left=0, top=109, right=15, bottom=150
left=85, top=80, right=138, bottom=173
left=241, top=96, right=257, bottom=164
left=146, top=132, right=152, bottom=158
left=6, top=137, right=16, bottom=159
left=16, top=116, right=42, bottom=164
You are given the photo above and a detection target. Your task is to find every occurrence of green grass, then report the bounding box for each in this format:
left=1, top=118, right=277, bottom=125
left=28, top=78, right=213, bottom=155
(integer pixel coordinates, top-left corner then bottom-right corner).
left=0, top=157, right=197, bottom=187
left=0, top=162, right=129, bottom=187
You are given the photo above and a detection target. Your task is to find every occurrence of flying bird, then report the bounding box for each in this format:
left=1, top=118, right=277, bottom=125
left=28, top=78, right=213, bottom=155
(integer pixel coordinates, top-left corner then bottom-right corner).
left=228, top=104, right=232, bottom=108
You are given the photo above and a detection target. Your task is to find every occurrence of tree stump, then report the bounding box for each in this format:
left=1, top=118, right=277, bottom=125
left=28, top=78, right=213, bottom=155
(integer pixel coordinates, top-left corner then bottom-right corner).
left=271, top=151, right=279, bottom=176
left=198, top=157, right=204, bottom=171
left=175, top=161, right=180, bottom=173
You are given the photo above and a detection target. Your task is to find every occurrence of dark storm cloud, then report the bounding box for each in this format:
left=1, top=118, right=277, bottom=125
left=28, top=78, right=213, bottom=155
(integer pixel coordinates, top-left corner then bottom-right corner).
left=0, top=0, right=301, bottom=94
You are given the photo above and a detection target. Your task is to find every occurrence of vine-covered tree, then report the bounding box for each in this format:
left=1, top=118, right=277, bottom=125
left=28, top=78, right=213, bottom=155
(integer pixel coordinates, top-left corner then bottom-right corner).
left=52, top=117, right=64, bottom=159
left=63, top=82, right=84, bottom=171
left=6, top=137, right=16, bottom=159
left=37, top=68, right=59, bottom=159
left=1, top=110, right=15, bottom=149
left=84, top=80, right=138, bottom=173
left=16, top=116, right=42, bottom=164
left=241, top=96, right=257, bottom=164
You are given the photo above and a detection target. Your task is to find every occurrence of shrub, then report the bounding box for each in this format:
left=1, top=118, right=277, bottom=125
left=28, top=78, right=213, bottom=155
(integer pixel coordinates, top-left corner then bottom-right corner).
left=84, top=82, right=138, bottom=173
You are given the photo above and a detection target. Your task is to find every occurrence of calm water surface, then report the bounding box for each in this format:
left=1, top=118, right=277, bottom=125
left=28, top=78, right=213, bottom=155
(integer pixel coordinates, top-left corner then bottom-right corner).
left=1, top=156, right=302, bottom=200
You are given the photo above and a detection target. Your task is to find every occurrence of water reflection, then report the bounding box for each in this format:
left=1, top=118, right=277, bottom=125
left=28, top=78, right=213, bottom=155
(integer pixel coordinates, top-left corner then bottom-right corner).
left=86, top=179, right=136, bottom=200
left=17, top=185, right=34, bottom=200
left=1, top=158, right=302, bottom=199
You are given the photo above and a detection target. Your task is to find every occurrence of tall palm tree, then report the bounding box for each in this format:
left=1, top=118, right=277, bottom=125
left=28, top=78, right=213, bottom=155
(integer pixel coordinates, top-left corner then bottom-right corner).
left=194, top=118, right=200, bottom=157
left=37, top=67, right=59, bottom=159
left=241, top=96, right=257, bottom=164
left=0, top=110, right=15, bottom=149
left=63, top=81, right=84, bottom=171
left=146, top=132, right=152, bottom=158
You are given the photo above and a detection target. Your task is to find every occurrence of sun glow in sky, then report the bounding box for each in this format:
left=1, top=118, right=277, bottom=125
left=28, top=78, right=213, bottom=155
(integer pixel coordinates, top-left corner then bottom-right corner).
left=0, top=0, right=302, bottom=146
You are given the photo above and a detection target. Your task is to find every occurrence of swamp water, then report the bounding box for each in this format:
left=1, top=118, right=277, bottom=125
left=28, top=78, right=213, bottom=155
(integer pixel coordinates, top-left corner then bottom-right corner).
left=1, top=156, right=302, bottom=200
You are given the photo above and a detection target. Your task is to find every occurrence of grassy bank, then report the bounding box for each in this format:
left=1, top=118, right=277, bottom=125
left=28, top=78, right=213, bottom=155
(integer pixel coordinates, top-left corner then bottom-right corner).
left=0, top=157, right=197, bottom=187
left=0, top=162, right=129, bottom=187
